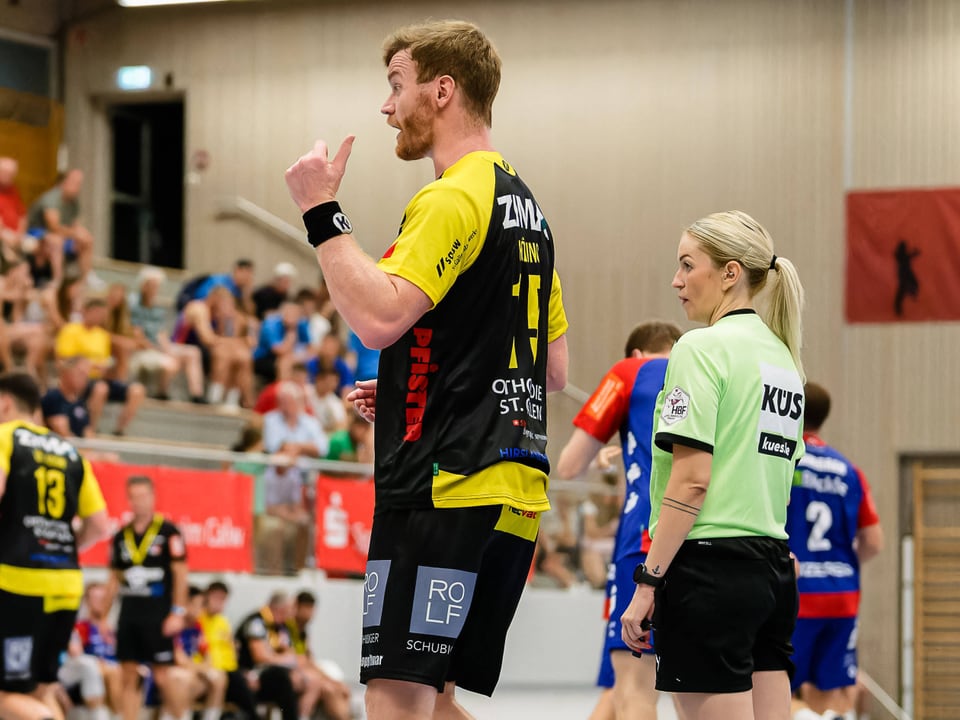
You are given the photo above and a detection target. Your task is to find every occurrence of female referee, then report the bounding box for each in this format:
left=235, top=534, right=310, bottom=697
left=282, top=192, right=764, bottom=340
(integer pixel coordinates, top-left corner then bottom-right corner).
left=621, top=210, right=805, bottom=720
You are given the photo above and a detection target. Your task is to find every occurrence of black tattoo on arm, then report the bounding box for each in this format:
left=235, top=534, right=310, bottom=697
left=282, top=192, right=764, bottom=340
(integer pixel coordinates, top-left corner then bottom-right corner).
left=662, top=496, right=701, bottom=517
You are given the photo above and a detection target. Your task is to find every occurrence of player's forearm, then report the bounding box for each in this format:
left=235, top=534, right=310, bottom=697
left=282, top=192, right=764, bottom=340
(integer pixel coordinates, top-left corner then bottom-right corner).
left=315, top=237, right=412, bottom=350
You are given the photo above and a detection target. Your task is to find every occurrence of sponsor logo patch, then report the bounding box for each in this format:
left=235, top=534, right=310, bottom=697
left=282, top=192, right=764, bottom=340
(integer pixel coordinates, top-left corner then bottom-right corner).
left=660, top=387, right=689, bottom=425
left=362, top=560, right=391, bottom=628
left=409, top=566, right=477, bottom=639
left=4, top=637, right=32, bottom=680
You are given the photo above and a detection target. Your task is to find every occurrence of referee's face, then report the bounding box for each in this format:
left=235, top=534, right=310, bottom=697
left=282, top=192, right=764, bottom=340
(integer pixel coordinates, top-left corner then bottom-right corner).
left=127, top=483, right=155, bottom=520
left=673, top=233, right=724, bottom=325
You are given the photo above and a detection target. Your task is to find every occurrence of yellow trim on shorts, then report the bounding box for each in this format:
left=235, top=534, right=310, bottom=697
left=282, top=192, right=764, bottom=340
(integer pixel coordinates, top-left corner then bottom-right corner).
left=431, top=463, right=551, bottom=513
left=0, top=565, right=84, bottom=598
left=494, top=505, right=540, bottom=542
left=44, top=594, right=82, bottom=612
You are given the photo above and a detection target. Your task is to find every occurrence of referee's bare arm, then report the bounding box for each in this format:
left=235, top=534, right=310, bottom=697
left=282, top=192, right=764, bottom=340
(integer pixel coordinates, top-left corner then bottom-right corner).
left=642, top=444, right=711, bottom=578
left=620, top=444, right=710, bottom=651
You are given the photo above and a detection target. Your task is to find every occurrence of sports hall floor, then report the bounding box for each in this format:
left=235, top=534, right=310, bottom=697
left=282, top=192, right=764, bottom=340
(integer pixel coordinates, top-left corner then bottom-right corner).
left=456, top=687, right=680, bottom=719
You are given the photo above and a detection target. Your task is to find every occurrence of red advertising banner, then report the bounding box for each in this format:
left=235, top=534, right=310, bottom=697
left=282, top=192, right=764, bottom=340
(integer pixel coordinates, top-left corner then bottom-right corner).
left=80, top=462, right=254, bottom=572
left=314, top=475, right=375, bottom=576
left=846, top=187, right=960, bottom=322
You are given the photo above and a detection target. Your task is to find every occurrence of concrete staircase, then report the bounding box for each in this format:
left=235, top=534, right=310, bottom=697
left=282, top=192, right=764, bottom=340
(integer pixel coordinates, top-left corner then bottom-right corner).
left=96, top=398, right=254, bottom=456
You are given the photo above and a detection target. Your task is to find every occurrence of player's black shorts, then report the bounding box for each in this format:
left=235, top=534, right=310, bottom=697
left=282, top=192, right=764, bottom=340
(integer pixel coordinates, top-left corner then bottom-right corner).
left=0, top=589, right=78, bottom=692
left=359, top=504, right=539, bottom=696
left=117, top=607, right=175, bottom=665
left=652, top=536, right=797, bottom=694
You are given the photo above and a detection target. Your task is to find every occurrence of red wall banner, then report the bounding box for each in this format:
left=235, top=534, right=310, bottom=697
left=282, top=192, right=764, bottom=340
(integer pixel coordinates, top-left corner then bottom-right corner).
left=846, top=187, right=960, bottom=322
left=80, top=462, right=254, bottom=572
left=314, top=475, right=375, bottom=576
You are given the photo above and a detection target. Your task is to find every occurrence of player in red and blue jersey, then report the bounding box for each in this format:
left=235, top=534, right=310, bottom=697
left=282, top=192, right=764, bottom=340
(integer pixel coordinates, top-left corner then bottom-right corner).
left=556, top=321, right=682, bottom=720
left=786, top=382, right=883, bottom=720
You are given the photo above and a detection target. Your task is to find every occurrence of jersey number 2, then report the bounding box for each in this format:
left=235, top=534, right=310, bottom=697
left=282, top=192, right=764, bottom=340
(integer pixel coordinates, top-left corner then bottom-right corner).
left=806, top=500, right=833, bottom=552
left=35, top=467, right=66, bottom=519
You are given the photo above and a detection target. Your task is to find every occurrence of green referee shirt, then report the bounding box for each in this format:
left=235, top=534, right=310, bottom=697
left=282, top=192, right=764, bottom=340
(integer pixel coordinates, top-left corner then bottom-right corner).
left=649, top=310, right=804, bottom=541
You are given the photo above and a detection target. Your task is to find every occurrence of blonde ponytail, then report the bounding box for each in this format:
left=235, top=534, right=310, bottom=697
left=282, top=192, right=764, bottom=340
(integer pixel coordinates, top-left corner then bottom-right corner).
left=764, top=255, right=805, bottom=382
left=686, top=210, right=805, bottom=380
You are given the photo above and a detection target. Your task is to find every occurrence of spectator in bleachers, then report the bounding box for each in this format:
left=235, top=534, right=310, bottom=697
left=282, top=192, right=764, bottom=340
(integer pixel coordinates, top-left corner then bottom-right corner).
left=308, top=333, right=354, bottom=398
left=578, top=472, right=621, bottom=589
left=346, top=329, right=379, bottom=383
left=252, top=262, right=297, bottom=320
left=174, top=286, right=254, bottom=409
left=295, top=287, right=330, bottom=346
left=104, top=283, right=137, bottom=382
left=129, top=267, right=206, bottom=403
left=175, top=586, right=227, bottom=720
left=198, top=581, right=260, bottom=720
left=228, top=424, right=279, bottom=575
left=262, top=382, right=327, bottom=574
left=253, top=301, right=314, bottom=384
left=326, top=412, right=373, bottom=465
left=0, top=259, right=51, bottom=378
left=191, top=258, right=255, bottom=315
left=42, top=356, right=105, bottom=438
left=254, top=362, right=314, bottom=416
left=25, top=169, right=96, bottom=286
left=234, top=592, right=322, bottom=720
left=308, top=361, right=346, bottom=434
left=43, top=272, right=86, bottom=331
left=286, top=591, right=352, bottom=720
left=55, top=298, right=146, bottom=434
left=59, top=582, right=122, bottom=720
left=0, top=157, right=26, bottom=261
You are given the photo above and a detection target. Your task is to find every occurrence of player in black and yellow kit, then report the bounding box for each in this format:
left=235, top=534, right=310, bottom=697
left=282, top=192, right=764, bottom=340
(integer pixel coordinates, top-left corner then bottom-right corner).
left=0, top=372, right=110, bottom=720
left=106, top=475, right=192, bottom=720
left=285, top=20, right=569, bottom=720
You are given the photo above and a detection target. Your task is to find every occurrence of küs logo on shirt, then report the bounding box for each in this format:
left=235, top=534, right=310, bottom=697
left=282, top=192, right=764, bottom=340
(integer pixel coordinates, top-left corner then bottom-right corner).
left=660, top=387, right=689, bottom=425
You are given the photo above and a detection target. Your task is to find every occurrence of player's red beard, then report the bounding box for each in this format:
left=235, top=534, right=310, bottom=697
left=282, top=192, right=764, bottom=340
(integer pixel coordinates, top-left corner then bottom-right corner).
left=395, top=93, right=434, bottom=161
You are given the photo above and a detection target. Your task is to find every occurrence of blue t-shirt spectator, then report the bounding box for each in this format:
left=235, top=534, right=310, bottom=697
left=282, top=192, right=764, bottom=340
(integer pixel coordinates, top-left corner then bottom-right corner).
left=41, top=388, right=91, bottom=437
left=348, top=330, right=380, bottom=381
left=194, top=273, right=240, bottom=302
left=306, top=356, right=355, bottom=395
left=254, top=315, right=311, bottom=361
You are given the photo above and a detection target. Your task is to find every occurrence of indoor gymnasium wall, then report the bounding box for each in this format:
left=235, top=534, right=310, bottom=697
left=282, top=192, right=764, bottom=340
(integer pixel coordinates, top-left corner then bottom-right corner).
left=59, top=0, right=960, bottom=696
left=840, top=0, right=960, bottom=698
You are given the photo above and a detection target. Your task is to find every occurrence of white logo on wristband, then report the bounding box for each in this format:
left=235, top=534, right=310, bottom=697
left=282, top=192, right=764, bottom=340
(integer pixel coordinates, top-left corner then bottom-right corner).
left=333, top=212, right=353, bottom=234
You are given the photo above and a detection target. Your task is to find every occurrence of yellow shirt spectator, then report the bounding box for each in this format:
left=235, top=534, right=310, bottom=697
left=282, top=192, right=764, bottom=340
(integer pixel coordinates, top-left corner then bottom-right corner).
left=199, top=610, right=238, bottom=672
left=55, top=323, right=111, bottom=378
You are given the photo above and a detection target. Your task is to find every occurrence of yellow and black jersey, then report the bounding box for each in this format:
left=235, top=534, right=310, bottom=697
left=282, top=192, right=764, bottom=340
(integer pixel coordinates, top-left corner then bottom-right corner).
left=376, top=151, right=568, bottom=512
left=0, top=420, right=105, bottom=600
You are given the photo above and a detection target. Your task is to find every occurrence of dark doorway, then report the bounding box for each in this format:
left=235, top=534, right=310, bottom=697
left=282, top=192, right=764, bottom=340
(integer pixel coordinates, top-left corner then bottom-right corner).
left=109, top=101, right=184, bottom=268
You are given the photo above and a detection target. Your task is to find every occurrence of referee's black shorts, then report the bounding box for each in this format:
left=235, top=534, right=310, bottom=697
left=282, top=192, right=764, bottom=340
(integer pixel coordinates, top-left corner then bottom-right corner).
left=117, top=608, right=175, bottom=666
left=359, top=504, right=539, bottom=696
left=652, top=536, right=797, bottom=694
left=0, top=589, right=79, bottom=693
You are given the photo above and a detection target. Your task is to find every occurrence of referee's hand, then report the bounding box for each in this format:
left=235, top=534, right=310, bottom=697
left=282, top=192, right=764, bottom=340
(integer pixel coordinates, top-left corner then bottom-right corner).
left=620, top=585, right=655, bottom=653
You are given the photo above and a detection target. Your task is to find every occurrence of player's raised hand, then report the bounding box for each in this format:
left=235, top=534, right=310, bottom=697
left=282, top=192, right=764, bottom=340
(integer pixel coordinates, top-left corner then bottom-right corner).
left=285, top=135, right=356, bottom=212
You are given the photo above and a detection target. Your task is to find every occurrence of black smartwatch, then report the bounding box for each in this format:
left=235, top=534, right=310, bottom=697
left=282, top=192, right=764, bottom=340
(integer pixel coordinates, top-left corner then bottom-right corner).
left=632, top=563, right=663, bottom=588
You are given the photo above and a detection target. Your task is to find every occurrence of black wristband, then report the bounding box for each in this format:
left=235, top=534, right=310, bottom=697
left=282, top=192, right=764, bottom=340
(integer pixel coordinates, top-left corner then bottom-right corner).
left=632, top=562, right=664, bottom=588
left=302, top=201, right=353, bottom=247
